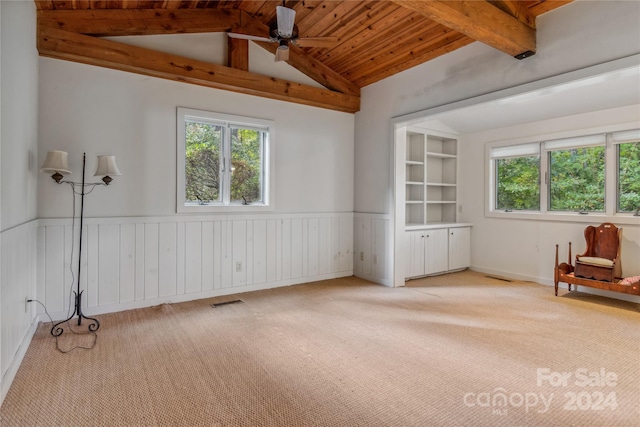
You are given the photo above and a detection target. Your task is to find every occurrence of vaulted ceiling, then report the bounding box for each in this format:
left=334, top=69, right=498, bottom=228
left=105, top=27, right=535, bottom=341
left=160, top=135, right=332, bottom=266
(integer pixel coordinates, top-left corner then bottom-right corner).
left=35, top=0, right=572, bottom=113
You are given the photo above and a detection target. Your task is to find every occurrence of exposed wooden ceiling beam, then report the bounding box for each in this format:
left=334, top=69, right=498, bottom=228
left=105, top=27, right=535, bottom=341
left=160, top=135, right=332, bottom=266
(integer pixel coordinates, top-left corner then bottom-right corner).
left=37, top=26, right=360, bottom=113
left=253, top=41, right=359, bottom=96
left=529, top=0, right=574, bottom=16
left=228, top=38, right=249, bottom=71
left=489, top=1, right=536, bottom=29
left=38, top=8, right=359, bottom=98
left=37, top=9, right=241, bottom=36
left=391, top=0, right=536, bottom=58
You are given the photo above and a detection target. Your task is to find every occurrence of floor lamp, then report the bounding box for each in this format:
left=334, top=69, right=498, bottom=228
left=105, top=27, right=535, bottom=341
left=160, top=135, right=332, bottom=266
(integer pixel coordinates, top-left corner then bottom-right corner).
left=40, top=150, right=121, bottom=337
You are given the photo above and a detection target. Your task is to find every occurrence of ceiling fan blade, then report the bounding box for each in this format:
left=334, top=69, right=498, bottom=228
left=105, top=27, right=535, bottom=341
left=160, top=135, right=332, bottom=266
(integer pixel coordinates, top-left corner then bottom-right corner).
left=274, top=45, right=290, bottom=62
left=292, top=37, right=338, bottom=48
left=228, top=32, right=273, bottom=43
left=276, top=5, right=296, bottom=38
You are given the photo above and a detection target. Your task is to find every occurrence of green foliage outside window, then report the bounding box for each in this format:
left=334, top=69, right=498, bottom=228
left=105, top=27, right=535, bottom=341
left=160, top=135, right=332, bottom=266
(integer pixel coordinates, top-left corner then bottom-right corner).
left=618, top=142, right=640, bottom=212
left=549, top=146, right=605, bottom=211
left=230, top=128, right=262, bottom=204
left=494, top=136, right=639, bottom=214
left=185, top=122, right=221, bottom=204
left=185, top=122, right=264, bottom=205
left=496, top=156, right=540, bottom=210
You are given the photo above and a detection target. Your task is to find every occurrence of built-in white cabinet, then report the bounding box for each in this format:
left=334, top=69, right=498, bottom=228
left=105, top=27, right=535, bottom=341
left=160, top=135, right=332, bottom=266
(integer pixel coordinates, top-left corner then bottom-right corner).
left=406, top=225, right=471, bottom=279
left=448, top=226, right=471, bottom=271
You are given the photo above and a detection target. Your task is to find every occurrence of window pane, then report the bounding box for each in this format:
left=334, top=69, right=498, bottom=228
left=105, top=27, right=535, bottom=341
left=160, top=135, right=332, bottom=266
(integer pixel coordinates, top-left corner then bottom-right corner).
left=185, top=121, right=222, bottom=204
left=549, top=146, right=604, bottom=211
left=618, top=141, right=640, bottom=212
left=230, top=127, right=264, bottom=204
left=495, top=156, right=540, bottom=210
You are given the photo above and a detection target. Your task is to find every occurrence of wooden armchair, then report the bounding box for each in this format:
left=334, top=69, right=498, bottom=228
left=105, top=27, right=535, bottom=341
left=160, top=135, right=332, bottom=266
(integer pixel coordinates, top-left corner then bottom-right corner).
left=573, top=223, right=622, bottom=282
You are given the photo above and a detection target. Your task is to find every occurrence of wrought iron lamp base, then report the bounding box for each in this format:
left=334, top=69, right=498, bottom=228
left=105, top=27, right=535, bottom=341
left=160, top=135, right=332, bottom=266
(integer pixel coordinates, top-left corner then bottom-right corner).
left=50, top=290, right=100, bottom=337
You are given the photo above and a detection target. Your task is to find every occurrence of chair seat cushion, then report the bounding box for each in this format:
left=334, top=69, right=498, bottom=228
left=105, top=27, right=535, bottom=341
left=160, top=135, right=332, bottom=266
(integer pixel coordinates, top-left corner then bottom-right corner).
left=576, top=256, right=614, bottom=267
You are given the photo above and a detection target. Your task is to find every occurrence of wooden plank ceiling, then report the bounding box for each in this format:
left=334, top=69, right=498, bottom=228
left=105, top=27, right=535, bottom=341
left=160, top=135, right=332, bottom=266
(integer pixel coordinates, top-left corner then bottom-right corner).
left=35, top=0, right=572, bottom=113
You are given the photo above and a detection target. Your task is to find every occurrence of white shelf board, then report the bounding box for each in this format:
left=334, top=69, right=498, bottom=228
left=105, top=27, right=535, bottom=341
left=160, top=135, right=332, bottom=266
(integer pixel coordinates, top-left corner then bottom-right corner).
left=406, top=222, right=472, bottom=231
left=426, top=182, right=456, bottom=187
left=426, top=152, right=456, bottom=159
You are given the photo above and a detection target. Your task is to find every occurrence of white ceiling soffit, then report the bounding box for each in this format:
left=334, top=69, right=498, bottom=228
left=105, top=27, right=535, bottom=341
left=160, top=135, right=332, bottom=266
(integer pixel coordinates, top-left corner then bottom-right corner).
left=400, top=55, right=640, bottom=135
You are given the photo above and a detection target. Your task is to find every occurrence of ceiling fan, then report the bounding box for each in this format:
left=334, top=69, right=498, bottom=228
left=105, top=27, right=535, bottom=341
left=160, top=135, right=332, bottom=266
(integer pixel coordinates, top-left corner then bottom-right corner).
left=228, top=3, right=338, bottom=62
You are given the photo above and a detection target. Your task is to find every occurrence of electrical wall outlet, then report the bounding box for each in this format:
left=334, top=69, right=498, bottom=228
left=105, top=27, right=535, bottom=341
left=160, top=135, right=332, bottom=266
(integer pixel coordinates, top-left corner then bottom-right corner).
left=235, top=262, right=242, bottom=272
left=360, top=252, right=364, bottom=261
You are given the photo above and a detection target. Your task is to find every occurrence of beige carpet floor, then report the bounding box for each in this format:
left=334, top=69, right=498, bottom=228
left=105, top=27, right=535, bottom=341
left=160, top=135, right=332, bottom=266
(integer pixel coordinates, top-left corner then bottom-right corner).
left=1, top=271, right=638, bottom=426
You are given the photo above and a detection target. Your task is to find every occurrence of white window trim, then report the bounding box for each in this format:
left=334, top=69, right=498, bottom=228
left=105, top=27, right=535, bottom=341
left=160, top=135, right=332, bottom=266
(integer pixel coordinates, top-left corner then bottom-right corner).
left=485, top=122, right=640, bottom=225
left=177, top=107, right=274, bottom=213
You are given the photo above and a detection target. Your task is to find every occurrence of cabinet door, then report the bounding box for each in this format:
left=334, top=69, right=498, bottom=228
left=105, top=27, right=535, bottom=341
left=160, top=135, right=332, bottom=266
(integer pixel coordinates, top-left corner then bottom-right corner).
left=408, top=231, right=426, bottom=277
left=425, top=228, right=448, bottom=275
left=448, top=227, right=471, bottom=270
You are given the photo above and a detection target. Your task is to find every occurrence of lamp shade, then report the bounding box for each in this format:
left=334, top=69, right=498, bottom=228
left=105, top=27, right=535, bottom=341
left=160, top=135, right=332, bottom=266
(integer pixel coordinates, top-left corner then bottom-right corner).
left=40, top=150, right=71, bottom=175
left=94, top=155, right=122, bottom=177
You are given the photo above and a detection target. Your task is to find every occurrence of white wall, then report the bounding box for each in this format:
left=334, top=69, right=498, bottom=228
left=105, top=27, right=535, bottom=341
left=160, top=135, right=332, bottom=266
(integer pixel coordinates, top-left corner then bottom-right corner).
left=355, top=0, right=640, bottom=214
left=38, top=59, right=354, bottom=218
left=460, top=105, right=640, bottom=302
left=354, top=0, right=640, bottom=293
left=353, top=213, right=391, bottom=286
left=106, top=33, right=324, bottom=88
left=36, top=32, right=358, bottom=318
left=0, top=0, right=39, bottom=403
left=1, top=1, right=38, bottom=229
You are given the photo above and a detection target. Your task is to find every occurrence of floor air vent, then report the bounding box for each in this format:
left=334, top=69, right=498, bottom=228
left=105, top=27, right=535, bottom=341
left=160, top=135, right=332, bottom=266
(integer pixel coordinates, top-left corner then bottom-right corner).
left=485, top=275, right=514, bottom=283
left=211, top=299, right=243, bottom=308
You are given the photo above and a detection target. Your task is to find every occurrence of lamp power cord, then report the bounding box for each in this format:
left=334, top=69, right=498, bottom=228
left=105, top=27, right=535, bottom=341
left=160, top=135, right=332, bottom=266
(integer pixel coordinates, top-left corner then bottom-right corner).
left=28, top=299, right=97, bottom=353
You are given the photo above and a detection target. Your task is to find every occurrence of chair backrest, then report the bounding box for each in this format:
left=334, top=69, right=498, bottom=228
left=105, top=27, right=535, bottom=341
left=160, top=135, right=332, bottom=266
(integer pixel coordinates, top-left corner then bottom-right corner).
left=583, top=222, right=620, bottom=260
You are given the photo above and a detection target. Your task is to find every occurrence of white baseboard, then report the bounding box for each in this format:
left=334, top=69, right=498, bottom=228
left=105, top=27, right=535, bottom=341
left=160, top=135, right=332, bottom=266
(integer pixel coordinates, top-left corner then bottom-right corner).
left=45, top=271, right=354, bottom=321
left=470, top=266, right=546, bottom=284
left=469, top=266, right=640, bottom=304
left=354, top=272, right=392, bottom=287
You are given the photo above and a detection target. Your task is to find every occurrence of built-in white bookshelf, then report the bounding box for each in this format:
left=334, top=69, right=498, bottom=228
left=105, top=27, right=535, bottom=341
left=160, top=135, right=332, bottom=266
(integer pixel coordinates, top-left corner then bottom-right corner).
left=399, top=126, right=470, bottom=281
left=404, top=129, right=458, bottom=227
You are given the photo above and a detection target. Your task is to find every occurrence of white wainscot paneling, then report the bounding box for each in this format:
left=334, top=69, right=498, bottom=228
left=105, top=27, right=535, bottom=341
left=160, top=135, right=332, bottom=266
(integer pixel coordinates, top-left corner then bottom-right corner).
left=1, top=220, right=39, bottom=402
left=354, top=213, right=391, bottom=286
left=37, top=213, right=354, bottom=319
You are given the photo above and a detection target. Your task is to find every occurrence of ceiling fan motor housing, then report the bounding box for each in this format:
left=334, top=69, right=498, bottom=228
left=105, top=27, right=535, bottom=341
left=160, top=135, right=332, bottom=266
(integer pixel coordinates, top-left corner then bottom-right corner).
left=270, top=23, right=299, bottom=41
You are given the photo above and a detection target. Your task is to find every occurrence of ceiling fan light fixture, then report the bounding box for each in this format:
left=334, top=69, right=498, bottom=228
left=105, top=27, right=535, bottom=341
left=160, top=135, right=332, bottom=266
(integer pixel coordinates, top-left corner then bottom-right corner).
left=276, top=5, right=296, bottom=38
left=233, top=3, right=335, bottom=59
left=275, top=41, right=290, bottom=62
